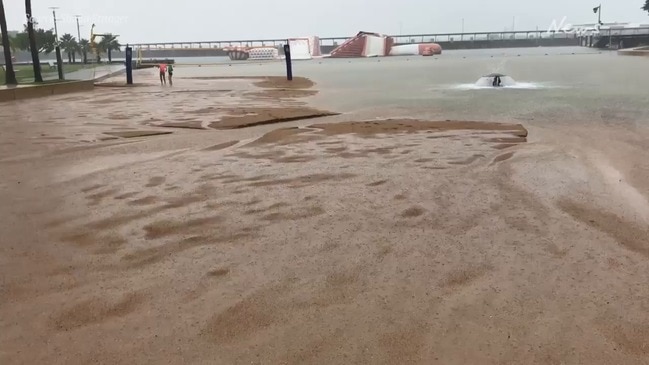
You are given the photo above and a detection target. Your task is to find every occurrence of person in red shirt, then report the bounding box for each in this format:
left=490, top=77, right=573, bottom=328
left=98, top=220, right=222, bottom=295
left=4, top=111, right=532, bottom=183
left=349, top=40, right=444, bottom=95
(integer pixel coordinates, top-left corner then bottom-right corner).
left=158, top=63, right=167, bottom=85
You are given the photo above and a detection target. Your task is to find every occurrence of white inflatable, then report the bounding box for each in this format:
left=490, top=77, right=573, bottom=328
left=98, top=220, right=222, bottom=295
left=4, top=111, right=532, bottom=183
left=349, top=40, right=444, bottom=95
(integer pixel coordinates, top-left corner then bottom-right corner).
left=248, top=47, right=279, bottom=60
left=389, top=43, right=442, bottom=56
left=364, top=35, right=386, bottom=57
left=389, top=44, right=420, bottom=56
left=288, top=37, right=321, bottom=60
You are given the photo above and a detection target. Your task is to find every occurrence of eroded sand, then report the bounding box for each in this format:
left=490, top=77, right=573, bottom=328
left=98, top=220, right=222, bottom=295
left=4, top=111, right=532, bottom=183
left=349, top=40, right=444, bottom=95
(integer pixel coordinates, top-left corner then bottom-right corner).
left=1, top=72, right=649, bottom=364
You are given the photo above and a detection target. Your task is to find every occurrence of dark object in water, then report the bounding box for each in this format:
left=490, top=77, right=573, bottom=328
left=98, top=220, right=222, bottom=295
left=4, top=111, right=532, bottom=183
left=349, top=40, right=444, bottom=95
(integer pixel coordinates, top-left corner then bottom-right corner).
left=486, top=73, right=504, bottom=87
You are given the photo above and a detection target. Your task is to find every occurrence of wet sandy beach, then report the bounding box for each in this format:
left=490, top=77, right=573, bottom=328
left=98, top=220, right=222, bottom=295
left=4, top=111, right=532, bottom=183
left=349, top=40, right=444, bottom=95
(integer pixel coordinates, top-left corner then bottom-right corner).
left=1, top=55, right=649, bottom=364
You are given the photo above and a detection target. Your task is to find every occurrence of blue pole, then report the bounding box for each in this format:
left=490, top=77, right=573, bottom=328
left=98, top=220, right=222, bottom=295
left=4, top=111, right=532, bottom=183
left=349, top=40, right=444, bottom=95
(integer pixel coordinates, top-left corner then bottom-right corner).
left=283, top=42, right=293, bottom=81
left=125, top=46, right=133, bottom=85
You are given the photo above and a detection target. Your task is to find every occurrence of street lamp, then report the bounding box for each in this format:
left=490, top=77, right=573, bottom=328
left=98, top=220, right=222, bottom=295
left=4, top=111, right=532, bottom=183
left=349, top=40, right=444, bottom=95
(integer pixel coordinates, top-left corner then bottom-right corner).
left=593, top=4, right=612, bottom=48
left=49, top=7, right=60, bottom=42
left=593, top=4, right=603, bottom=27
left=461, top=18, right=465, bottom=41
left=74, top=15, right=82, bottom=40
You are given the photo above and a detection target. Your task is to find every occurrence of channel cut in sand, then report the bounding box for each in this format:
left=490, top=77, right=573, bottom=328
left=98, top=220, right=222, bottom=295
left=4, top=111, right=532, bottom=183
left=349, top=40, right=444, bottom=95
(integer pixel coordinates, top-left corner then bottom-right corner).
left=1, top=69, right=648, bottom=365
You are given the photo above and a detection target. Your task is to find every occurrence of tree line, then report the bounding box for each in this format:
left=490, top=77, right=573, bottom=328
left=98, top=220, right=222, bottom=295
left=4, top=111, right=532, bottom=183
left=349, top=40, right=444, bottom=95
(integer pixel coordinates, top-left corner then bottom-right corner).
left=55, top=32, right=120, bottom=64
left=1, top=0, right=120, bottom=85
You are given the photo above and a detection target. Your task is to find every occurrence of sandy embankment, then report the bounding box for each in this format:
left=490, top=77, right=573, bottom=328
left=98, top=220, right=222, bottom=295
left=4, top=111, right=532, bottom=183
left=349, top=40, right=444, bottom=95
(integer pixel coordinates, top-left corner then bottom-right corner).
left=151, top=77, right=337, bottom=130
left=1, top=73, right=648, bottom=364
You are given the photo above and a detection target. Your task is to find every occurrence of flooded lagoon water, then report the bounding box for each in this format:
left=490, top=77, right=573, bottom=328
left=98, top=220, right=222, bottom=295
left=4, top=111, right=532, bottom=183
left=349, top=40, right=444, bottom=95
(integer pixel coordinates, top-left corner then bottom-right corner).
left=173, top=46, right=649, bottom=126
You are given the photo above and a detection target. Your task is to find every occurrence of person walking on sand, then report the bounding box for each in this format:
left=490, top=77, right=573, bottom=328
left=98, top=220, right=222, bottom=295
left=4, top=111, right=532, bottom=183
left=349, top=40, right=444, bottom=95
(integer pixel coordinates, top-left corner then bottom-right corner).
left=158, top=63, right=167, bottom=85
left=167, top=64, right=174, bottom=86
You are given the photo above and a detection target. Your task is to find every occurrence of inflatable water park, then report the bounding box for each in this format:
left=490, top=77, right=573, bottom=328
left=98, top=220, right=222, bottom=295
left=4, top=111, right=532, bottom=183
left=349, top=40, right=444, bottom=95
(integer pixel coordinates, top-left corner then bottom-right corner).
left=224, top=31, right=442, bottom=61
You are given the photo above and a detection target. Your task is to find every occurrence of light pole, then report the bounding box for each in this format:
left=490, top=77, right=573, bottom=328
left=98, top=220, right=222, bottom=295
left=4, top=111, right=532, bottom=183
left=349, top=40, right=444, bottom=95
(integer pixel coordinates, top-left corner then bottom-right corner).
left=593, top=4, right=611, bottom=48
left=461, top=18, right=465, bottom=40
left=48, top=6, right=64, bottom=79
left=75, top=15, right=82, bottom=40
left=593, top=4, right=602, bottom=27
left=49, top=7, right=59, bottom=42
left=398, top=21, right=403, bottom=44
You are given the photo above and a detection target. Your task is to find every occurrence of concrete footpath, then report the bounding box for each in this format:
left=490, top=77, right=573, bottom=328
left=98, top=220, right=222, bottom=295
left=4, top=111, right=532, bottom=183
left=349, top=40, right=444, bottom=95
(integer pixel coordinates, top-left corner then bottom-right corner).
left=618, top=46, right=649, bottom=57
left=63, top=64, right=126, bottom=81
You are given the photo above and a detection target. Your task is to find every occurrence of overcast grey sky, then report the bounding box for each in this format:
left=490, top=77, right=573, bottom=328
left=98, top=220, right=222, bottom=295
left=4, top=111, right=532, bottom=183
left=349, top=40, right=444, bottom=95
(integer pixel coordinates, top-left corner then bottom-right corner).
left=4, top=0, right=648, bottom=43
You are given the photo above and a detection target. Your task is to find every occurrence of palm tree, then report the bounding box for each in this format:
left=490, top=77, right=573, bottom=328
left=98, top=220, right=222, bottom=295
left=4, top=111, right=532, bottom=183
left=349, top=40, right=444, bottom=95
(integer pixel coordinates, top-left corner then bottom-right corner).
left=98, top=34, right=120, bottom=63
left=644, top=0, right=649, bottom=14
left=25, top=0, right=42, bottom=82
left=1, top=0, right=17, bottom=85
left=78, top=38, right=90, bottom=64
left=60, top=33, right=77, bottom=63
left=71, top=39, right=78, bottom=63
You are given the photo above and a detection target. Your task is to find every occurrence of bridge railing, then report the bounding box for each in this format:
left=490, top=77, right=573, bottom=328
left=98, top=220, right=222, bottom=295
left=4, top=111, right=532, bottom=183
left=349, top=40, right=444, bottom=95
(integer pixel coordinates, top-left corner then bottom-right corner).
left=387, top=30, right=578, bottom=44
left=594, top=26, right=649, bottom=37
left=131, top=27, right=649, bottom=50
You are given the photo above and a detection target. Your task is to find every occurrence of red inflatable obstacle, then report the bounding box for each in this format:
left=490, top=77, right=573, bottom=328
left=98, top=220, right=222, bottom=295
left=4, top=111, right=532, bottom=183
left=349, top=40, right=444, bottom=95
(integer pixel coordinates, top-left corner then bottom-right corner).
left=329, top=31, right=442, bottom=58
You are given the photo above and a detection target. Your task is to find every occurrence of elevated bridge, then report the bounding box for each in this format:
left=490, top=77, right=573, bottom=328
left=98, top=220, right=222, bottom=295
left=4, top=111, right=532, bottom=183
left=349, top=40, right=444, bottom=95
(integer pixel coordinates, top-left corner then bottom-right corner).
left=130, top=29, right=583, bottom=52
left=125, top=27, right=649, bottom=58
left=579, top=26, right=649, bottom=49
